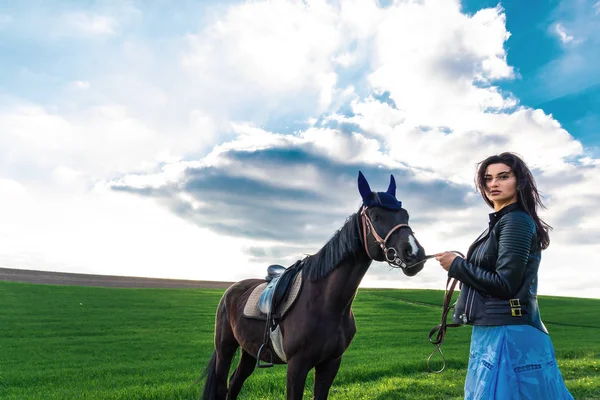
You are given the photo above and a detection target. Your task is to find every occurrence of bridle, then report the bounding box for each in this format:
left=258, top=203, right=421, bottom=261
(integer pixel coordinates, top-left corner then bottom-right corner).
left=361, top=205, right=464, bottom=374
left=360, top=206, right=418, bottom=271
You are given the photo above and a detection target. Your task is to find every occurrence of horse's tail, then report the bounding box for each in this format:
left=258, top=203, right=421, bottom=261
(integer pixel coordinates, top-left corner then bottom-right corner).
left=198, top=351, right=218, bottom=400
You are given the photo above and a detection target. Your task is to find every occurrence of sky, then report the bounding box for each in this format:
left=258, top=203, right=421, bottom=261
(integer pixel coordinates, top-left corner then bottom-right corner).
left=1, top=0, right=599, bottom=299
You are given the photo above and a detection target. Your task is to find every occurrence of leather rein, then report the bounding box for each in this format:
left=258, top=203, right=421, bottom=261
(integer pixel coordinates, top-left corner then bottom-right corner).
left=426, top=260, right=462, bottom=374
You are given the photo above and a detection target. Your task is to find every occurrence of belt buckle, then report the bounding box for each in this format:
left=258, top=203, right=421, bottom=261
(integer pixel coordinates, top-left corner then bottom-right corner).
left=510, top=299, right=522, bottom=316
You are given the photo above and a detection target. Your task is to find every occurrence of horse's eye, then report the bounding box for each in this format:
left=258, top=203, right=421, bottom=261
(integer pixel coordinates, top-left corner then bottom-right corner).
left=372, top=214, right=380, bottom=221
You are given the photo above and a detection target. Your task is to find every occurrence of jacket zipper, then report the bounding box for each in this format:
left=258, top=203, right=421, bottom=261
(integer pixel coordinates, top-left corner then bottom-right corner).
left=465, top=243, right=486, bottom=322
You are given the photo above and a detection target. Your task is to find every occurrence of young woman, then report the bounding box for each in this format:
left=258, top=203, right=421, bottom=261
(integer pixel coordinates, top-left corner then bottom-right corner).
left=435, top=152, right=573, bottom=399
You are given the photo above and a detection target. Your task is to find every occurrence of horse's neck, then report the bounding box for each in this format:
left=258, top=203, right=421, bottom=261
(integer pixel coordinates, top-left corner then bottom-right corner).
left=305, top=211, right=371, bottom=313
left=321, top=256, right=372, bottom=314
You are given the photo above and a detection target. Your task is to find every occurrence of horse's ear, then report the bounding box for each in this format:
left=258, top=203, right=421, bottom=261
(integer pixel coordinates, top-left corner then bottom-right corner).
left=386, top=174, right=396, bottom=197
left=358, top=171, right=372, bottom=200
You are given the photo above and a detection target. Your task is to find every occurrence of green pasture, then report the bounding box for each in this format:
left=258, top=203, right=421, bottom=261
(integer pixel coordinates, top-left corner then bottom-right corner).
left=1, top=281, right=598, bottom=399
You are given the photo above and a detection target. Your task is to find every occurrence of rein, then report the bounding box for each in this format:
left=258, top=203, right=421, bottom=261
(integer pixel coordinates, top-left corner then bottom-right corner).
left=426, top=250, right=465, bottom=374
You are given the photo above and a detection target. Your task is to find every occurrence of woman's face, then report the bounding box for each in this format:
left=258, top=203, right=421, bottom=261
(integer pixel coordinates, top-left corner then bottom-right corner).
left=484, top=163, right=517, bottom=206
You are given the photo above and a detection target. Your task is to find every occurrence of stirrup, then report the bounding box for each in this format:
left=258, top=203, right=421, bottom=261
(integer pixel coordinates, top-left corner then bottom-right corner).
left=256, top=343, right=274, bottom=368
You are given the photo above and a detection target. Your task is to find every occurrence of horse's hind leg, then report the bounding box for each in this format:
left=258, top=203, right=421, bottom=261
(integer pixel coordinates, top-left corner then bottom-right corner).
left=215, top=303, right=240, bottom=399
left=212, top=346, right=237, bottom=400
left=227, top=350, right=256, bottom=399
left=313, top=357, right=342, bottom=400
left=203, top=296, right=240, bottom=400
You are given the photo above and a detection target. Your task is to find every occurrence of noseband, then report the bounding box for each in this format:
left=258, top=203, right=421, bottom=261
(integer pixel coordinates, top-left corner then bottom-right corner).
left=360, top=206, right=414, bottom=270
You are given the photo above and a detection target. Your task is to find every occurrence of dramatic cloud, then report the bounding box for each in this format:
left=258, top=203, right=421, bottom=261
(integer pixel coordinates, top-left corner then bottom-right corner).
left=111, top=127, right=473, bottom=244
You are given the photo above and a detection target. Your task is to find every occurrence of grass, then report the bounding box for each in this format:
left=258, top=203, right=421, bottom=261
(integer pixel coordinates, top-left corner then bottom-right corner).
left=1, top=281, right=599, bottom=399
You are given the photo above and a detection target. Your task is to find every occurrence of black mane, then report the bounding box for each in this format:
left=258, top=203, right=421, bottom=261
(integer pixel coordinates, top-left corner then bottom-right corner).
left=302, top=209, right=366, bottom=281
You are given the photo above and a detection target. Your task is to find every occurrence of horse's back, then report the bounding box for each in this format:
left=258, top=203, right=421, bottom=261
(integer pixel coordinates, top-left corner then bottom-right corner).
left=222, top=278, right=265, bottom=306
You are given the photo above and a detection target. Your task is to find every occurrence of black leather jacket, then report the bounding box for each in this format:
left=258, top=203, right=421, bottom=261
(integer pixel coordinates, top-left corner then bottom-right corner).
left=449, top=203, right=548, bottom=334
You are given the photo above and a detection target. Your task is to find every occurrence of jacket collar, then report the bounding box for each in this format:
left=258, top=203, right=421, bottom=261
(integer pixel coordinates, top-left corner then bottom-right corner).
left=489, top=202, right=521, bottom=229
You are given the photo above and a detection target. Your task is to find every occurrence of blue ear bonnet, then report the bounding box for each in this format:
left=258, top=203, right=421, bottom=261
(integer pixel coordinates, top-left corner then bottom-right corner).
left=363, top=191, right=402, bottom=210
left=357, top=171, right=402, bottom=210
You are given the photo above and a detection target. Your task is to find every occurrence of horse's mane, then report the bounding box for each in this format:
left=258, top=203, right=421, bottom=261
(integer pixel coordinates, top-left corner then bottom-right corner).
left=302, top=209, right=366, bottom=281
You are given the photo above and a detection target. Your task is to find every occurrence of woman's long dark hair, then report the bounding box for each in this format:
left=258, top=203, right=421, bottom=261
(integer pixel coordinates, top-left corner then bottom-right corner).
left=475, top=152, right=552, bottom=250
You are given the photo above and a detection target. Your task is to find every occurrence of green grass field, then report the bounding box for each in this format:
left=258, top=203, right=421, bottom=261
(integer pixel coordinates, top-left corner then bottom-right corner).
left=1, top=281, right=599, bottom=399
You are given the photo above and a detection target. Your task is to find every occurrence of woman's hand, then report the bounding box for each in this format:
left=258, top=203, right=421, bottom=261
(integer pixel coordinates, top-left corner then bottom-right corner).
left=435, top=252, right=458, bottom=272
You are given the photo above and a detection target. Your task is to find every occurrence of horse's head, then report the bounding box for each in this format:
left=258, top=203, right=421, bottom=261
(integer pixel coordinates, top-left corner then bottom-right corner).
left=358, top=171, right=426, bottom=277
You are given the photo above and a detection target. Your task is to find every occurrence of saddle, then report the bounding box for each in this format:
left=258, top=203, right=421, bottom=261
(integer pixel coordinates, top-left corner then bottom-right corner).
left=243, top=260, right=304, bottom=321
left=242, top=259, right=305, bottom=368
left=266, top=264, right=285, bottom=282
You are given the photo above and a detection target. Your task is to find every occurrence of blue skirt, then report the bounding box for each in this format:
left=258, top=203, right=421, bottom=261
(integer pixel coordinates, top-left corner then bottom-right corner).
left=464, top=325, right=574, bottom=400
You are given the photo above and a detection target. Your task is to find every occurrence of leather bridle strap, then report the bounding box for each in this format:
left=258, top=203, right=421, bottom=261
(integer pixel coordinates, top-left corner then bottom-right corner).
left=360, top=207, right=410, bottom=267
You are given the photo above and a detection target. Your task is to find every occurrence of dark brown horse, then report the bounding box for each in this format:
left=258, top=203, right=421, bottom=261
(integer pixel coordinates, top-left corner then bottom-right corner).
left=200, top=171, right=426, bottom=399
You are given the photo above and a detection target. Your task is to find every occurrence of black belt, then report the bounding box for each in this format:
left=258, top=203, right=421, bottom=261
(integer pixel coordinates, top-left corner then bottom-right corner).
left=485, top=298, right=527, bottom=317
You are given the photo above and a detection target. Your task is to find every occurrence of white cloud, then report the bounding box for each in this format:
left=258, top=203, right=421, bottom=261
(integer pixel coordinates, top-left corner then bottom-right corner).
left=0, top=104, right=155, bottom=177
left=181, top=0, right=344, bottom=119
left=63, top=12, right=117, bottom=35
left=68, top=80, right=91, bottom=91
left=0, top=103, right=219, bottom=181
left=553, top=22, right=575, bottom=44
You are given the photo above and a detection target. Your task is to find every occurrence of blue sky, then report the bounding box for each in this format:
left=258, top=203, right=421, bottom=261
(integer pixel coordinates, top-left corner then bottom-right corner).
left=0, top=0, right=599, bottom=298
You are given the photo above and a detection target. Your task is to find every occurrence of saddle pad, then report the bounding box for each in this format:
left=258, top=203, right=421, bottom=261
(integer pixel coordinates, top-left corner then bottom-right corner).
left=243, top=272, right=303, bottom=320
left=271, top=325, right=287, bottom=362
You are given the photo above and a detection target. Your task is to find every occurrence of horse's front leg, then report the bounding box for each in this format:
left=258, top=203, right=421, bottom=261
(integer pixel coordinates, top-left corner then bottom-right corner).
left=313, top=356, right=342, bottom=400
left=286, top=356, right=312, bottom=400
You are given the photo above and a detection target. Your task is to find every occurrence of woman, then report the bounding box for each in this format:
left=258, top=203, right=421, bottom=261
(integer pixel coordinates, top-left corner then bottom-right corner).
left=435, top=152, right=573, bottom=399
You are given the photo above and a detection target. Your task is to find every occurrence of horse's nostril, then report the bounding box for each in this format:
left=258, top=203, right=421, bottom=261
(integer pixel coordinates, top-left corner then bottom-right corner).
left=404, top=249, right=414, bottom=260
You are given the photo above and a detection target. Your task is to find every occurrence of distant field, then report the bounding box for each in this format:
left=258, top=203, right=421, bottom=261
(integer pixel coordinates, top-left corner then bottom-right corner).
left=1, top=281, right=599, bottom=399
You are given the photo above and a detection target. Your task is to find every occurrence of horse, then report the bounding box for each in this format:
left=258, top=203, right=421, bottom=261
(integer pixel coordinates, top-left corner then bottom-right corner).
left=200, top=171, right=427, bottom=399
